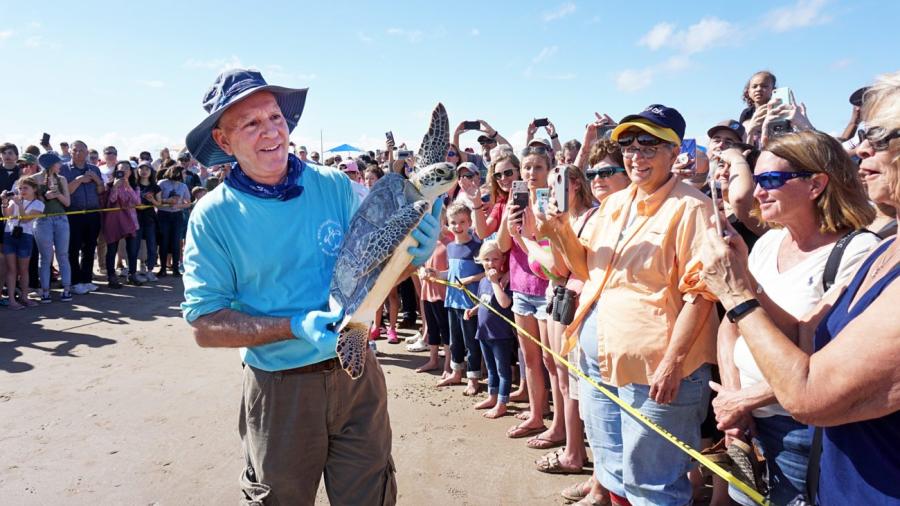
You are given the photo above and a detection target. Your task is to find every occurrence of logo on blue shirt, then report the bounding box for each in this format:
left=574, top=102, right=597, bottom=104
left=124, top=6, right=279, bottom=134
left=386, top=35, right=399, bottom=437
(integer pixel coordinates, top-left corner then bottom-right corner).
left=318, top=220, right=344, bottom=257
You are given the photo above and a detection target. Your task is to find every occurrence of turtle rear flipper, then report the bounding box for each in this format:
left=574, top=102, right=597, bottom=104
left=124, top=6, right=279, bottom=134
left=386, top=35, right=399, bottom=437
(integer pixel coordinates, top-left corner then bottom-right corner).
left=336, top=322, right=369, bottom=379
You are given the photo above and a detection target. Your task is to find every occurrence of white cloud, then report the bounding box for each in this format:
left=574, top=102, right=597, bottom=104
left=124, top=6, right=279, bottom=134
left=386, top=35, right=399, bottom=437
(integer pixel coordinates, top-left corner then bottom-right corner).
left=532, top=46, right=558, bottom=64
left=765, top=0, right=831, bottom=32
left=137, top=80, right=165, bottom=88
left=386, top=28, right=423, bottom=43
left=615, top=68, right=655, bottom=93
left=639, top=23, right=675, bottom=51
left=470, top=28, right=480, bottom=36
left=638, top=18, right=732, bottom=54
left=830, top=58, right=852, bottom=70
left=0, top=30, right=13, bottom=41
left=542, top=2, right=576, bottom=22
left=681, top=17, right=732, bottom=53
left=183, top=56, right=243, bottom=71
left=357, top=31, right=374, bottom=44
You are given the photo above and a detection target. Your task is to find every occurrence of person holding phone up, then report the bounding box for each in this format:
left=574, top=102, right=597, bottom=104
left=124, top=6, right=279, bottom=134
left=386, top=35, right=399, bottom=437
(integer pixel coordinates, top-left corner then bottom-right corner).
left=453, top=119, right=511, bottom=177
left=102, top=161, right=143, bottom=288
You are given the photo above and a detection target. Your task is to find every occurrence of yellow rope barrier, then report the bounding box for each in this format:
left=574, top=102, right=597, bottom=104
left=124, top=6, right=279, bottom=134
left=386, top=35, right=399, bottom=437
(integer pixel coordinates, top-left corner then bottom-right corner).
left=433, top=277, right=768, bottom=505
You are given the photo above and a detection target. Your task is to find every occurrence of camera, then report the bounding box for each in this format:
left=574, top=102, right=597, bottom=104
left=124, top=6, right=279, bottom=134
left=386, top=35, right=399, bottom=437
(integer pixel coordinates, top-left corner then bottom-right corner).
left=550, top=285, right=577, bottom=325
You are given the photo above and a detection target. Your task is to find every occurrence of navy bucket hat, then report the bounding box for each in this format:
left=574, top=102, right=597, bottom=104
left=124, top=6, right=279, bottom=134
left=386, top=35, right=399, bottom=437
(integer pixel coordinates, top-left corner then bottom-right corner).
left=185, top=68, right=308, bottom=167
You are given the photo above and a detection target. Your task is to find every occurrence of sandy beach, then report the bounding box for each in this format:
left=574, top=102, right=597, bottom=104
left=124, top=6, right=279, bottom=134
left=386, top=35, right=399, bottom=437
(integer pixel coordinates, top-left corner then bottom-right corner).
left=1, top=278, right=589, bottom=505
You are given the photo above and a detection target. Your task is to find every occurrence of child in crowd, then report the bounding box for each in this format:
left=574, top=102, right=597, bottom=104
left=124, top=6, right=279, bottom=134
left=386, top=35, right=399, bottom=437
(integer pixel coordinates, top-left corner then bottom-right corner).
left=468, top=239, right=516, bottom=418
left=415, top=209, right=452, bottom=373
left=2, top=177, right=45, bottom=309
left=435, top=203, right=484, bottom=395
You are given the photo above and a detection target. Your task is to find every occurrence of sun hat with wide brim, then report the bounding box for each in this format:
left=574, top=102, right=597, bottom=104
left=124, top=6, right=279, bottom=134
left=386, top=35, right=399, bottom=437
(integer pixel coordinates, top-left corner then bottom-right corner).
left=185, top=67, right=309, bottom=167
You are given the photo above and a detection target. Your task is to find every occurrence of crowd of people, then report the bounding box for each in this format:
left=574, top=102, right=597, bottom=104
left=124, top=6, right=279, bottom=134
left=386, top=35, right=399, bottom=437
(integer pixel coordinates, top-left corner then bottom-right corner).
left=0, top=141, right=221, bottom=306
left=5, top=66, right=898, bottom=506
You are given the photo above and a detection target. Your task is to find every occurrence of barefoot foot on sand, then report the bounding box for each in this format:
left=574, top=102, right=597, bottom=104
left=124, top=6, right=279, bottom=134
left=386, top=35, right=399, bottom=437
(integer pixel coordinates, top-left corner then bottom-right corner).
left=484, top=404, right=508, bottom=419
left=474, top=396, right=497, bottom=410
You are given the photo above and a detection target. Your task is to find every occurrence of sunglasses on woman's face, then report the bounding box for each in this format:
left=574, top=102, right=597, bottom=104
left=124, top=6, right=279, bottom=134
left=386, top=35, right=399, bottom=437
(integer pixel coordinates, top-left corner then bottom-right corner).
left=586, top=166, right=626, bottom=180
left=493, top=168, right=516, bottom=180
left=616, top=132, right=665, bottom=148
left=447, top=151, right=458, bottom=157
left=857, top=125, right=900, bottom=152
left=752, top=171, right=812, bottom=190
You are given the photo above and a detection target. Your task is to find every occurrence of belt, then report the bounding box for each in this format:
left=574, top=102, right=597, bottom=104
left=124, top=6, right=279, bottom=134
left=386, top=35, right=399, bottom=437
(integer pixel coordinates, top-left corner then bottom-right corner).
left=280, top=357, right=340, bottom=375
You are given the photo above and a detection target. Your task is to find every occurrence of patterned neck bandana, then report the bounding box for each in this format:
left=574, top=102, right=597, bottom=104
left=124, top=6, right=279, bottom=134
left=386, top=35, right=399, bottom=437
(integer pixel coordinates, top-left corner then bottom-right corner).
left=225, top=153, right=304, bottom=201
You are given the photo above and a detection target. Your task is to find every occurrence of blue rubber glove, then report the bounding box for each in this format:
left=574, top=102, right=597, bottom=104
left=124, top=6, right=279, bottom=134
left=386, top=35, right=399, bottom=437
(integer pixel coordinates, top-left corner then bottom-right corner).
left=290, top=307, right=343, bottom=353
left=408, top=197, right=444, bottom=267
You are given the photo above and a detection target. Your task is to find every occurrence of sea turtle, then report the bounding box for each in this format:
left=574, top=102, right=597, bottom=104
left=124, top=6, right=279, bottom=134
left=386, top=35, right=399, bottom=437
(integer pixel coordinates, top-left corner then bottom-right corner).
left=330, top=103, right=457, bottom=379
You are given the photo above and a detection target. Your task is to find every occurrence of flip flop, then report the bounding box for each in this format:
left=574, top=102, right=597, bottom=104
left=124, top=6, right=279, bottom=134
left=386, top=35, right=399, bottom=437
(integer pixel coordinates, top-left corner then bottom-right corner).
left=561, top=479, right=592, bottom=503
left=507, top=423, right=546, bottom=439
left=526, top=435, right=566, bottom=450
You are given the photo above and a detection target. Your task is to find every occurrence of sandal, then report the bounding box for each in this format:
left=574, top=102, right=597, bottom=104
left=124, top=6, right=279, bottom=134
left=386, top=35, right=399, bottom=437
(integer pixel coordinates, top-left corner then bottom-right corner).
left=561, top=479, right=592, bottom=503
left=507, top=423, right=546, bottom=439
left=535, top=450, right=583, bottom=474
left=572, top=493, right=611, bottom=506
left=526, top=435, right=566, bottom=450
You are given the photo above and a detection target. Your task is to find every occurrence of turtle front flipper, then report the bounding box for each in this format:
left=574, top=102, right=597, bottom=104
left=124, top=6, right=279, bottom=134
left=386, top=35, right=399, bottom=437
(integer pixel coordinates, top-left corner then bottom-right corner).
left=352, top=200, right=429, bottom=279
left=336, top=322, right=370, bottom=379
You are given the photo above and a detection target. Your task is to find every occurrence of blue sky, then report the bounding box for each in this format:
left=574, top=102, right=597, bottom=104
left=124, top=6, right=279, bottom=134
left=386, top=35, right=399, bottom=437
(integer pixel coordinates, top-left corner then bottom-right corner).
left=1, top=0, right=897, bottom=158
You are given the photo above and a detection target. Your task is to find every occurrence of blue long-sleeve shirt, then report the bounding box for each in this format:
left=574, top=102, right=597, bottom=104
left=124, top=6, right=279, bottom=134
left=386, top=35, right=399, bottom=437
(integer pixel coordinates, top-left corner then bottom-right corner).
left=181, top=164, right=359, bottom=371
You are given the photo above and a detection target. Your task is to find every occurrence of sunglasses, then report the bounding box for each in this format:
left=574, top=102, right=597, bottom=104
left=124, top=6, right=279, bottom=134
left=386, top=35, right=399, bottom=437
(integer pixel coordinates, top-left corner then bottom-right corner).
left=459, top=172, right=476, bottom=179
left=752, top=171, right=812, bottom=190
left=493, top=168, right=516, bottom=180
left=857, top=126, right=900, bottom=152
left=520, top=145, right=550, bottom=157
left=447, top=151, right=458, bottom=157
left=616, top=132, right=666, bottom=148
left=586, top=166, right=626, bottom=180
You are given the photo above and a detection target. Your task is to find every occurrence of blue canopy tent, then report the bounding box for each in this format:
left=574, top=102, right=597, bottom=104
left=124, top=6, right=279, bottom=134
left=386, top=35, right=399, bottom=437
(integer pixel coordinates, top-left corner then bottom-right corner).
left=326, top=144, right=363, bottom=153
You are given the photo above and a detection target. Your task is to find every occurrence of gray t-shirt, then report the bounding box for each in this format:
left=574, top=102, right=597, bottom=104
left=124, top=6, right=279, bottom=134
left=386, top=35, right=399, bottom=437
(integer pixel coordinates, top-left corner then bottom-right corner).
left=157, top=179, right=190, bottom=213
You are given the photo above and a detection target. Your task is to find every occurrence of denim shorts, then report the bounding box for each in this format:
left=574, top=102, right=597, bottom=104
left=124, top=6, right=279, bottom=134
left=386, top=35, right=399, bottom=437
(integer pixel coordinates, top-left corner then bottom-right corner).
left=2, top=232, right=34, bottom=258
left=511, top=291, right=548, bottom=320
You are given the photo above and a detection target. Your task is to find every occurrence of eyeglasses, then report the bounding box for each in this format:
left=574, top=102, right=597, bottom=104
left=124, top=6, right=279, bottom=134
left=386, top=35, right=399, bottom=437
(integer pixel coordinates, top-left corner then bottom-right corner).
left=617, top=132, right=672, bottom=158
left=447, top=151, right=458, bottom=157
left=857, top=126, right=900, bottom=152
left=752, top=171, right=813, bottom=190
left=586, top=166, right=626, bottom=180
left=493, top=168, right=516, bottom=180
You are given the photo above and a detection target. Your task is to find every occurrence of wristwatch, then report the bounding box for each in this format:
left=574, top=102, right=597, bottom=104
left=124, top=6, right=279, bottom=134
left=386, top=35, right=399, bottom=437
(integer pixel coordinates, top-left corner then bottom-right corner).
left=726, top=299, right=761, bottom=323
left=550, top=134, right=559, bottom=140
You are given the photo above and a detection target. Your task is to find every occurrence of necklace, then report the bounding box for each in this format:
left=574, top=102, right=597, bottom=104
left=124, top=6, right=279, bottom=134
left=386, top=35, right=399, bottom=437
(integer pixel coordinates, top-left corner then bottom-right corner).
left=870, top=246, right=900, bottom=279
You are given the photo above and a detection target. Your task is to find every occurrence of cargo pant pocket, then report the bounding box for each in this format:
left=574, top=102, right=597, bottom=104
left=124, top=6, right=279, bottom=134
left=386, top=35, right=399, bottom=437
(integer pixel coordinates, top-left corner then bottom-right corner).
left=380, top=456, right=397, bottom=506
left=239, top=463, right=276, bottom=506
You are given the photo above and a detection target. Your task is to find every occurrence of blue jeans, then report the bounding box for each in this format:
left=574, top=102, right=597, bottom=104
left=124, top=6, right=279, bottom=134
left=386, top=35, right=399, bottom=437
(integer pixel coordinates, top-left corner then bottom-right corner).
left=137, top=219, right=158, bottom=270
left=578, top=305, right=712, bottom=506
left=33, top=216, right=72, bottom=291
left=158, top=211, right=184, bottom=272
left=730, top=415, right=811, bottom=506
left=447, top=307, right=482, bottom=378
left=479, top=338, right=515, bottom=403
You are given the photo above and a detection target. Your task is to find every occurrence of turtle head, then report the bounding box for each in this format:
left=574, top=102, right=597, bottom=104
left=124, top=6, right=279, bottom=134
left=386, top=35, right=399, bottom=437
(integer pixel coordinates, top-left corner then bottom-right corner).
left=409, top=162, right=457, bottom=201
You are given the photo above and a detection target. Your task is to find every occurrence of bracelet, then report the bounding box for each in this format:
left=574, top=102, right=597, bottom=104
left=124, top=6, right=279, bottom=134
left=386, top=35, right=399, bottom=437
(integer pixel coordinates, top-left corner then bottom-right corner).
left=550, top=134, right=559, bottom=140
left=726, top=298, right=761, bottom=323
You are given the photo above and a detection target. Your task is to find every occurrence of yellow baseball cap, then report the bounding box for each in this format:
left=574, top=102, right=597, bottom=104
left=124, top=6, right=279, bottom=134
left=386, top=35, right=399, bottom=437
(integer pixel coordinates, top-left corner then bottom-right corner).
left=611, top=118, right=681, bottom=146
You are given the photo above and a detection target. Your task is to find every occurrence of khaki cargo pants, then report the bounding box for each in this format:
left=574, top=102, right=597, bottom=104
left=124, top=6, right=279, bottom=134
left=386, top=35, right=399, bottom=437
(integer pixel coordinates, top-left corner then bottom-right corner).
left=238, top=352, right=396, bottom=505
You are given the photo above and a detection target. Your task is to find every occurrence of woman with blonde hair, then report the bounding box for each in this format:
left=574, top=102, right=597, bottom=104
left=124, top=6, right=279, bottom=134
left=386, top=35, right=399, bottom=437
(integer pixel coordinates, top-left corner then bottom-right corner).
left=700, top=71, right=900, bottom=504
left=472, top=152, right=520, bottom=240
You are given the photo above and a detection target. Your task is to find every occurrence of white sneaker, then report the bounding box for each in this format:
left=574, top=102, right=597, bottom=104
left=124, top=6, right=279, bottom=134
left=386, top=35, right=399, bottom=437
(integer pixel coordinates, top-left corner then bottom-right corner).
left=405, top=331, right=422, bottom=344
left=85, top=283, right=99, bottom=292
left=72, top=284, right=90, bottom=295
left=407, top=338, right=429, bottom=352
left=145, top=272, right=158, bottom=282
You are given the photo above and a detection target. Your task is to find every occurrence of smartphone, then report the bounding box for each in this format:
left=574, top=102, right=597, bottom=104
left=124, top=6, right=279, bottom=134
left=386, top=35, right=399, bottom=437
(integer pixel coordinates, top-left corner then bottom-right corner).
left=385, top=131, right=394, bottom=144
left=533, top=118, right=549, bottom=128
left=511, top=180, right=529, bottom=210
left=677, top=139, right=697, bottom=175
left=552, top=165, right=569, bottom=213
left=771, top=87, right=795, bottom=106
left=41, top=133, right=50, bottom=146
left=535, top=188, right=550, bottom=214
left=708, top=171, right=724, bottom=237
left=462, top=120, right=481, bottom=131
